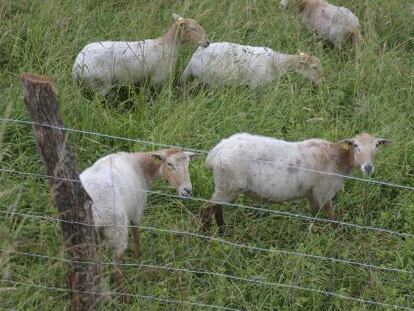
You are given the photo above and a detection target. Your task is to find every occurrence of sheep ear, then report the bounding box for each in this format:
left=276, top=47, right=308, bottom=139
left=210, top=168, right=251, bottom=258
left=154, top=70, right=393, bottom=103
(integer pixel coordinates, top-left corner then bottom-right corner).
left=151, top=153, right=166, bottom=162
left=376, top=139, right=391, bottom=147
left=173, top=13, right=185, bottom=25
left=184, top=151, right=202, bottom=159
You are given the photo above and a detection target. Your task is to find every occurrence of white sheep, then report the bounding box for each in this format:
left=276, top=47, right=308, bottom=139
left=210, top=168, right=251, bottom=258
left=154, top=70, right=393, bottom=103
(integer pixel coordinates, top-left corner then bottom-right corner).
left=281, top=0, right=361, bottom=48
left=181, top=42, right=323, bottom=89
left=80, top=148, right=197, bottom=284
left=201, top=133, right=390, bottom=233
left=73, top=14, right=209, bottom=95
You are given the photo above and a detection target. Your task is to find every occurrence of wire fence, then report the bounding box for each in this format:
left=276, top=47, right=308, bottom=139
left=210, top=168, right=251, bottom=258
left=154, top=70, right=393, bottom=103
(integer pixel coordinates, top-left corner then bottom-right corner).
left=1, top=117, right=413, bottom=310
left=3, top=250, right=413, bottom=311
left=1, top=279, right=243, bottom=311
left=1, top=206, right=413, bottom=276
left=1, top=167, right=413, bottom=240
left=1, top=117, right=413, bottom=191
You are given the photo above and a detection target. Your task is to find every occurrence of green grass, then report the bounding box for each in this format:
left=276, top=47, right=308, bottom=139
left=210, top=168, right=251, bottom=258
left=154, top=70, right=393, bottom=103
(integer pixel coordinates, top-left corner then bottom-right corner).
left=1, top=0, right=414, bottom=309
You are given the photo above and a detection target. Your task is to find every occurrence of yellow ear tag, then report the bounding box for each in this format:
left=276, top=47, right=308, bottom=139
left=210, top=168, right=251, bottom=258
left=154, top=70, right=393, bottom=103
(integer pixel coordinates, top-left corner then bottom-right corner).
left=177, top=17, right=185, bottom=26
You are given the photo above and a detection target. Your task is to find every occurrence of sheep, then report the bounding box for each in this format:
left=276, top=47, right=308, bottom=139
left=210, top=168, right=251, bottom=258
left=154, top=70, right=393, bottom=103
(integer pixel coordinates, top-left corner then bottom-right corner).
left=201, top=133, right=390, bottom=233
left=281, top=0, right=361, bottom=48
left=79, top=148, right=198, bottom=284
left=180, top=42, right=323, bottom=90
left=73, top=13, right=209, bottom=95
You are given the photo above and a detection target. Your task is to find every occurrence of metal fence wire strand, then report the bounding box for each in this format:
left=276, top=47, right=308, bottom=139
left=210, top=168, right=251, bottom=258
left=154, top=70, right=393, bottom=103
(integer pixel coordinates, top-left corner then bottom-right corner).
left=1, top=118, right=414, bottom=310
left=2, top=252, right=413, bottom=311
left=1, top=208, right=413, bottom=276
left=1, top=167, right=413, bottom=240
left=1, top=279, right=242, bottom=311
left=1, top=117, right=413, bottom=191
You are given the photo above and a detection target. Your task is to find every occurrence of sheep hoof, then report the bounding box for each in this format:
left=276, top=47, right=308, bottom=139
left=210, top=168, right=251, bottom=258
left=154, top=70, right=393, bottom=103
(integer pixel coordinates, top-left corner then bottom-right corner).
left=134, top=249, right=141, bottom=259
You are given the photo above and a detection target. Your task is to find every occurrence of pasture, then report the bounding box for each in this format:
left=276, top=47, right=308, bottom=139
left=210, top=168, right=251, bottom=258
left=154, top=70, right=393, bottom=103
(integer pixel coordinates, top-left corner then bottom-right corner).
left=0, top=0, right=413, bottom=309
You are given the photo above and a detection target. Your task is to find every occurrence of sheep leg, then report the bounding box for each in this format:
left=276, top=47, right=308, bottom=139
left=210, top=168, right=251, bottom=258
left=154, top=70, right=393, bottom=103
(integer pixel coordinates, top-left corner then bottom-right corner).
left=180, top=66, right=190, bottom=97
left=200, top=204, right=215, bottom=233
left=210, top=191, right=237, bottom=235
left=131, top=225, right=141, bottom=259
left=180, top=79, right=189, bottom=97
left=108, top=224, right=128, bottom=289
left=323, top=200, right=338, bottom=228
left=214, top=205, right=225, bottom=235
left=111, top=255, right=132, bottom=303
left=307, top=192, right=321, bottom=216
left=89, top=79, right=111, bottom=97
left=111, top=255, right=125, bottom=286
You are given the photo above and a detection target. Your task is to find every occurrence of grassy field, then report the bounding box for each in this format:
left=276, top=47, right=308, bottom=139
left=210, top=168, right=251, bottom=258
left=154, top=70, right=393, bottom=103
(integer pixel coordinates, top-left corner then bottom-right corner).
left=1, top=0, right=414, bottom=309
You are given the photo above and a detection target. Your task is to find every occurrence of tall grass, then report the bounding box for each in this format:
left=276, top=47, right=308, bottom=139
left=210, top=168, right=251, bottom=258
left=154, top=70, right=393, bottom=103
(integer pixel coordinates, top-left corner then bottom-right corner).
left=1, top=0, right=413, bottom=309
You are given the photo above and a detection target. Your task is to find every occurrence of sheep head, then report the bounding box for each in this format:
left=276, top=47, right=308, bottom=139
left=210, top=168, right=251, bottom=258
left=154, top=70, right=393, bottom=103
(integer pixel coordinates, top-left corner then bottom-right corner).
left=151, top=148, right=200, bottom=198
left=339, top=133, right=391, bottom=177
left=297, top=52, right=324, bottom=86
left=173, top=13, right=210, bottom=48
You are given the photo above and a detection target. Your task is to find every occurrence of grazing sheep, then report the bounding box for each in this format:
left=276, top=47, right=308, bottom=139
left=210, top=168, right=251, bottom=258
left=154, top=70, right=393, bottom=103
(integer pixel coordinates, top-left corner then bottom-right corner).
left=201, top=133, right=390, bottom=233
left=80, top=148, right=197, bottom=284
left=73, top=14, right=209, bottom=95
left=281, top=0, right=361, bottom=48
left=181, top=42, right=323, bottom=89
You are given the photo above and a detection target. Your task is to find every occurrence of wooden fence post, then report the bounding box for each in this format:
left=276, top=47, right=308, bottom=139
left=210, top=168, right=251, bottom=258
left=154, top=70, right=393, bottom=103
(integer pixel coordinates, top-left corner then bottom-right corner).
left=21, top=73, right=101, bottom=310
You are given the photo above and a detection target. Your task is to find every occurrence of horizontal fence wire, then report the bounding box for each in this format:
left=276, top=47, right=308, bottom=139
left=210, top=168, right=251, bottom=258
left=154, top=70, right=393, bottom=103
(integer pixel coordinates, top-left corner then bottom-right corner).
left=1, top=166, right=413, bottom=240
left=0, top=279, right=242, bottom=311
left=1, top=117, right=413, bottom=191
left=3, top=250, right=413, bottom=310
left=1, top=207, right=413, bottom=276
left=1, top=117, right=413, bottom=309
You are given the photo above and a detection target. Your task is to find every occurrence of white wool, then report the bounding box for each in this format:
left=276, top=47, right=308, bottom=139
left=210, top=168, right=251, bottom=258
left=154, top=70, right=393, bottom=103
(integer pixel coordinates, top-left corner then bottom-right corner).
left=301, top=3, right=360, bottom=48
left=282, top=0, right=361, bottom=48
left=80, top=149, right=195, bottom=262
left=181, top=42, right=323, bottom=88
left=205, top=133, right=343, bottom=206
left=80, top=152, right=148, bottom=257
left=73, top=39, right=178, bottom=95
left=73, top=14, right=209, bottom=95
left=203, top=133, right=388, bottom=232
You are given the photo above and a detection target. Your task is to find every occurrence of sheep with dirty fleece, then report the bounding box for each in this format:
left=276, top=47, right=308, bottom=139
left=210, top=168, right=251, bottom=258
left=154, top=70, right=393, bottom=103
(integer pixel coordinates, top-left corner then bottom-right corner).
left=181, top=42, right=323, bottom=89
left=201, top=133, right=390, bottom=233
left=80, top=148, right=198, bottom=285
left=281, top=0, right=361, bottom=48
left=73, top=13, right=209, bottom=95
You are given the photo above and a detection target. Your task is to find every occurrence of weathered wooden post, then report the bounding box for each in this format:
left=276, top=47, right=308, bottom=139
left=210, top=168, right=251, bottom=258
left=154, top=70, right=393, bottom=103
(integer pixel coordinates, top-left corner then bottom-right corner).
left=21, top=73, right=101, bottom=310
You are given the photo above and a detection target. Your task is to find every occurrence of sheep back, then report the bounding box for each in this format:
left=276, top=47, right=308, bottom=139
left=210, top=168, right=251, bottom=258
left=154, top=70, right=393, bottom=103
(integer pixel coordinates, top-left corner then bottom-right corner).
left=206, top=133, right=344, bottom=202
left=183, top=42, right=277, bottom=88
left=73, top=40, right=175, bottom=90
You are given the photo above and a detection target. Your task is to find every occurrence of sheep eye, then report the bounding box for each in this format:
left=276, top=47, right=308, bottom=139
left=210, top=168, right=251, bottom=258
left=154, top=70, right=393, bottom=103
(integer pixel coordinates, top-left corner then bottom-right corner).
left=353, top=143, right=360, bottom=151
left=167, top=162, right=175, bottom=169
